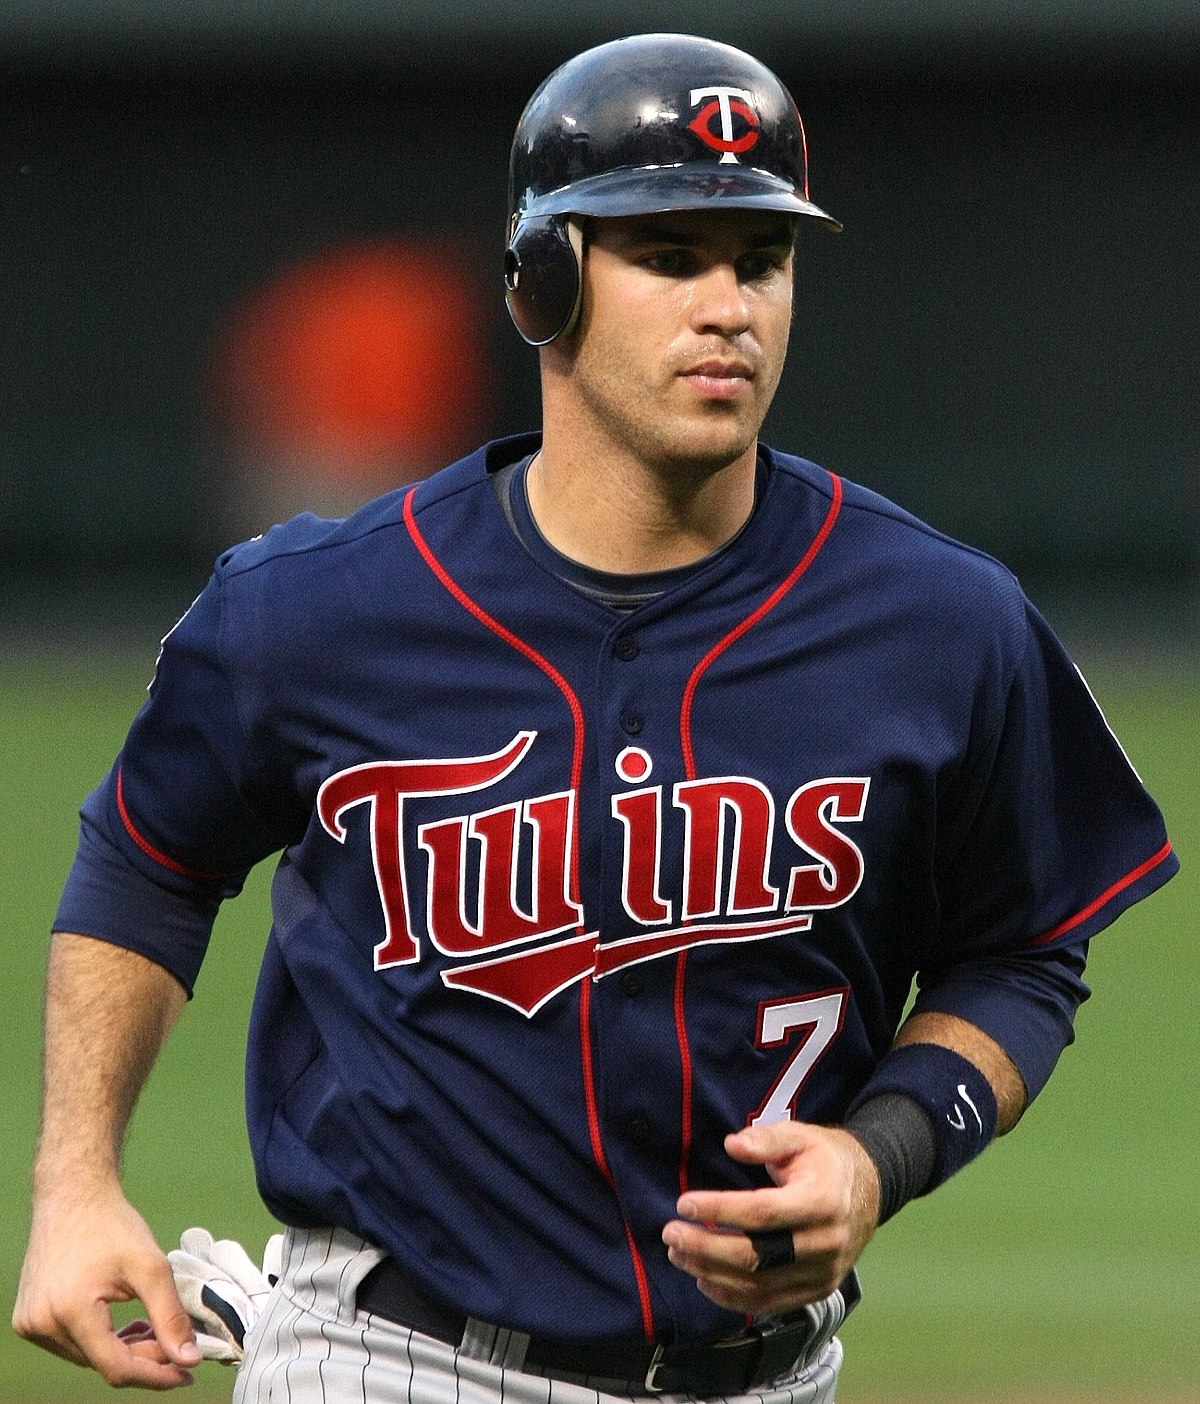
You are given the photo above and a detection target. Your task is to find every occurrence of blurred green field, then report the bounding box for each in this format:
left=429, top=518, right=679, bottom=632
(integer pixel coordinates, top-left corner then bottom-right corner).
left=2, top=644, right=1196, bottom=1403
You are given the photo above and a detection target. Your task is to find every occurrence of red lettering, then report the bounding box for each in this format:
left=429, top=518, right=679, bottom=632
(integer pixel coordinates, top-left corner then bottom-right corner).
left=420, top=792, right=581, bottom=955
left=319, top=733, right=873, bottom=1004
left=784, top=778, right=870, bottom=910
left=612, top=787, right=672, bottom=925
left=316, top=731, right=536, bottom=968
left=675, top=777, right=778, bottom=920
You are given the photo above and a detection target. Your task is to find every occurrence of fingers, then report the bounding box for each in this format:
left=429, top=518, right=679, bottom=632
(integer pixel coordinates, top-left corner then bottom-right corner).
left=13, top=1197, right=202, bottom=1389
left=662, top=1122, right=879, bottom=1314
left=15, top=1287, right=197, bottom=1389
left=116, top=1318, right=177, bottom=1367
left=675, top=1125, right=849, bottom=1233
left=746, top=1227, right=796, bottom=1272
left=722, top=1121, right=823, bottom=1183
left=139, top=1255, right=204, bottom=1371
left=663, top=1213, right=847, bottom=1310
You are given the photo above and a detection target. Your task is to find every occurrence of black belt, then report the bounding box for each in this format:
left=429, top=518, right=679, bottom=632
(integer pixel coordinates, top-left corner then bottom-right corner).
left=356, top=1258, right=858, bottom=1396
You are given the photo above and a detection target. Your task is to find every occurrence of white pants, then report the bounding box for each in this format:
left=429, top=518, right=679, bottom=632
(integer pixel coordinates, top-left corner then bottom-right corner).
left=233, top=1227, right=845, bottom=1404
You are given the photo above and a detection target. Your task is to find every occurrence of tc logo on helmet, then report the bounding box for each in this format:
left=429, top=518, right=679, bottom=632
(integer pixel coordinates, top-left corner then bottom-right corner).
left=688, top=86, right=761, bottom=164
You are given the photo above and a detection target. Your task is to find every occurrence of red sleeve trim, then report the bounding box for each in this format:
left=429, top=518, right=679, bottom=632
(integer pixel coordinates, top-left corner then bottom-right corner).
left=1027, top=840, right=1175, bottom=946
left=115, top=767, right=236, bottom=882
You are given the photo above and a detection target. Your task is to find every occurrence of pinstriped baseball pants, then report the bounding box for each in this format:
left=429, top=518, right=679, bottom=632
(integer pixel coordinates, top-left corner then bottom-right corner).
left=232, top=1228, right=844, bottom=1404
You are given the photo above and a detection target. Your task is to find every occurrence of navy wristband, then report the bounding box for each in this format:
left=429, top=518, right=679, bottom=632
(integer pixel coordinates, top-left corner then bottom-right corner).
left=846, top=1043, right=998, bottom=1198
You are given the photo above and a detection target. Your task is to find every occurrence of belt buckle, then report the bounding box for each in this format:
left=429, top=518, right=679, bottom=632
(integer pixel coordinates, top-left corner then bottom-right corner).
left=643, top=1331, right=763, bottom=1396
left=755, top=1315, right=792, bottom=1345
left=643, top=1344, right=667, bottom=1394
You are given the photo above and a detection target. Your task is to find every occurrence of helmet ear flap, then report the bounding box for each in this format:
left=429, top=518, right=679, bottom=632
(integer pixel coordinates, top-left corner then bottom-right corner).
left=504, top=215, right=584, bottom=346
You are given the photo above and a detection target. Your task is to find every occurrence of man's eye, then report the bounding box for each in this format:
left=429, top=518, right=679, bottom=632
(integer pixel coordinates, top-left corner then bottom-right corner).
left=737, top=253, right=783, bottom=281
left=643, top=250, right=691, bottom=275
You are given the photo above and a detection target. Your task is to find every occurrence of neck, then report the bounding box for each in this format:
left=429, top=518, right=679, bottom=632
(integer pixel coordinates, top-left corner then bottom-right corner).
left=526, top=439, right=759, bottom=574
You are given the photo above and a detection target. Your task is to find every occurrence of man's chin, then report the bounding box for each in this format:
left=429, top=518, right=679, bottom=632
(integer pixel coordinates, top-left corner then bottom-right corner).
left=650, top=418, right=761, bottom=477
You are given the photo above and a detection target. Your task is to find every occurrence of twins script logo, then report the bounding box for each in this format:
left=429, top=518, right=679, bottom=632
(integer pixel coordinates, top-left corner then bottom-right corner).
left=318, top=732, right=868, bottom=1017
left=688, top=86, right=761, bottom=164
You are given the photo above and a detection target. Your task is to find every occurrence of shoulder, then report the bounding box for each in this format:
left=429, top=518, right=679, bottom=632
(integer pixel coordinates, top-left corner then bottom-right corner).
left=183, top=436, right=532, bottom=672
left=766, top=447, right=1017, bottom=579
left=215, top=435, right=534, bottom=585
left=764, top=446, right=1029, bottom=642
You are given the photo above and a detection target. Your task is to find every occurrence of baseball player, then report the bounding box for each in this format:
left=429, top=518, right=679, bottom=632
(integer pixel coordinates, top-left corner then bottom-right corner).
left=14, top=32, right=1177, bottom=1404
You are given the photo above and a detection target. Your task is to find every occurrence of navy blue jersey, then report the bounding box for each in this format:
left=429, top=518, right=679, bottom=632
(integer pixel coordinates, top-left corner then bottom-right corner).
left=57, top=435, right=1176, bottom=1345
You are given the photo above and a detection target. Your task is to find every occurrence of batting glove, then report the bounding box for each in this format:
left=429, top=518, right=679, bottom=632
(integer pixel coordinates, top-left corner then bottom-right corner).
left=168, top=1226, right=284, bottom=1363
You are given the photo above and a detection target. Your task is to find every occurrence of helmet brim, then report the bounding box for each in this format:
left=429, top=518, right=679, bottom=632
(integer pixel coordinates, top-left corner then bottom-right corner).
left=522, top=163, right=842, bottom=231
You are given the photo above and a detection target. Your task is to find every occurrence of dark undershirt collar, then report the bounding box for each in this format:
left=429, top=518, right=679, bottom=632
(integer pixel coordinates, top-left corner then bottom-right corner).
left=491, top=453, right=767, bottom=611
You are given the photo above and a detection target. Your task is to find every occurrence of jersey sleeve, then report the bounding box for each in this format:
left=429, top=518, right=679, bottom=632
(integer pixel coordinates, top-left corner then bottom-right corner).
left=910, top=940, right=1091, bottom=1101
left=929, top=598, right=1177, bottom=968
left=53, top=560, right=297, bottom=992
left=908, top=600, right=1176, bottom=1101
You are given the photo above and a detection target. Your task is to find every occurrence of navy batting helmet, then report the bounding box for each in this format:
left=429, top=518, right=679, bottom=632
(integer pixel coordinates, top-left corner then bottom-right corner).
left=503, top=33, right=841, bottom=346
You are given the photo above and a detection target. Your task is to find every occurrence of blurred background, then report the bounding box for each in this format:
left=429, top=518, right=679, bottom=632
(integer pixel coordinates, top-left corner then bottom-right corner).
left=2, top=3, right=1197, bottom=1401
left=2, top=0, right=1197, bottom=642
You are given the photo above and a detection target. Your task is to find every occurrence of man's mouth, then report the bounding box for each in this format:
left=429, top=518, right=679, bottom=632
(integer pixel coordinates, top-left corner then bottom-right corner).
left=680, top=359, right=755, bottom=398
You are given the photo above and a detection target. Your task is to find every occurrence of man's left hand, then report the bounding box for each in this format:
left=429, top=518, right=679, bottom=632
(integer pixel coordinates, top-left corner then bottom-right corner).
left=661, top=1122, right=880, bottom=1317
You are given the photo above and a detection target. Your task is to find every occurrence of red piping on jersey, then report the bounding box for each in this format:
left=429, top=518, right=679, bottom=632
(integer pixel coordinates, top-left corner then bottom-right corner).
left=580, top=977, right=657, bottom=1338
left=1026, top=840, right=1175, bottom=946
left=674, top=472, right=844, bottom=1191
left=673, top=952, right=694, bottom=1197
left=402, top=489, right=586, bottom=874
left=115, top=767, right=234, bottom=881
left=680, top=474, right=843, bottom=776
left=403, top=486, right=656, bottom=1341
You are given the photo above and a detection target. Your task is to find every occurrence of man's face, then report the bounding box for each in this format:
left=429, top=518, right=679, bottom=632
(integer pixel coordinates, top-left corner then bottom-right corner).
left=555, top=208, right=796, bottom=478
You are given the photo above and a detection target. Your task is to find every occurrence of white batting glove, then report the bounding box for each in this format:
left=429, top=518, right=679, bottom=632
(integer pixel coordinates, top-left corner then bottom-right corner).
left=168, top=1226, right=284, bottom=1363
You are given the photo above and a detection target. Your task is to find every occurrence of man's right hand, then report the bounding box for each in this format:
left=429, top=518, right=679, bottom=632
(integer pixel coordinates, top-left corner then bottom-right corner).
left=12, top=1184, right=202, bottom=1389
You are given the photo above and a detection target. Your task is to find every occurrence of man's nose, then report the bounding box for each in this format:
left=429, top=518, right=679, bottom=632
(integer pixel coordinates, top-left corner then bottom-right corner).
left=688, top=263, right=752, bottom=336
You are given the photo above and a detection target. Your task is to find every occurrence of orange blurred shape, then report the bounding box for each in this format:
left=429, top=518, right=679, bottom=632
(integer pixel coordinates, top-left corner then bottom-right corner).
left=214, top=240, right=488, bottom=482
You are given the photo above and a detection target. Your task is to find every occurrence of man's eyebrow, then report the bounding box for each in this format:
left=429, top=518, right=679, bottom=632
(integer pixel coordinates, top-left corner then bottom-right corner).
left=745, top=227, right=796, bottom=250
left=617, top=219, right=795, bottom=248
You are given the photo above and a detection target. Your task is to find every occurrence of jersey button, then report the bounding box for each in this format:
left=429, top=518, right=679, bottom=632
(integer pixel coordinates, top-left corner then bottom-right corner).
left=620, top=972, right=643, bottom=997
left=627, top=1115, right=651, bottom=1142
left=615, top=635, right=639, bottom=661
left=621, top=712, right=644, bottom=736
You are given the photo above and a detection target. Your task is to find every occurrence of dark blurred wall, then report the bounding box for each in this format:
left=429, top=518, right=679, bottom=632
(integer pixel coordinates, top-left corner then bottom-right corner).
left=1, top=33, right=1196, bottom=629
